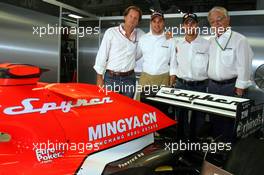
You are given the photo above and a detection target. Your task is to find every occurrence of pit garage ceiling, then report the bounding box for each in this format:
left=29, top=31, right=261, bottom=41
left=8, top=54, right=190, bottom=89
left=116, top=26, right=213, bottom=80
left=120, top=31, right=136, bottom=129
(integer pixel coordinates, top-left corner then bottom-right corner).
left=1, top=0, right=260, bottom=17
left=57, top=0, right=258, bottom=15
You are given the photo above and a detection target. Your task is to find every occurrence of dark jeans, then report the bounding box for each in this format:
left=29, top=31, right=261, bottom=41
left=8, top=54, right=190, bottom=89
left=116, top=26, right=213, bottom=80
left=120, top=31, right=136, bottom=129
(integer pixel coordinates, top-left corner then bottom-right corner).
left=104, top=71, right=136, bottom=98
left=208, top=80, right=236, bottom=142
left=175, top=79, right=207, bottom=140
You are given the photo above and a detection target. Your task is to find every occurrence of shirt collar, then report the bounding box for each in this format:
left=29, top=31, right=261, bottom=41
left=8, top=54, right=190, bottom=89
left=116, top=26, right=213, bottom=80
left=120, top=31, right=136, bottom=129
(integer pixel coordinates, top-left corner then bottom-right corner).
left=182, top=35, right=200, bottom=44
left=216, top=28, right=232, bottom=47
left=149, top=29, right=165, bottom=36
left=119, top=23, right=137, bottom=41
left=149, top=33, right=165, bottom=40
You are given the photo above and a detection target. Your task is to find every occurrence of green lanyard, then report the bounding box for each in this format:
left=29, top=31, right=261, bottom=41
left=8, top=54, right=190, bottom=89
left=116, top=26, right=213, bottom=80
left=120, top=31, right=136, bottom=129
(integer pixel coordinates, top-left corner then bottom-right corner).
left=215, top=31, right=233, bottom=51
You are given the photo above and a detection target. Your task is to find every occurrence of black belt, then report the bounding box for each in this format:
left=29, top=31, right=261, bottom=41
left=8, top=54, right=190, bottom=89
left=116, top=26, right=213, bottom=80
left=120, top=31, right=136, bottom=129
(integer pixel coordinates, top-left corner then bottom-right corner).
left=211, top=77, right=237, bottom=85
left=106, top=69, right=134, bottom=77
left=177, top=77, right=207, bottom=86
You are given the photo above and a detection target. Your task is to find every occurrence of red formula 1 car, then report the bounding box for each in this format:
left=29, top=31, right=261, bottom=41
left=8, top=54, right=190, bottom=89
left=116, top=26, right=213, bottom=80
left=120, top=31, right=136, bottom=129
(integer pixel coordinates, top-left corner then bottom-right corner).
left=0, top=63, right=176, bottom=175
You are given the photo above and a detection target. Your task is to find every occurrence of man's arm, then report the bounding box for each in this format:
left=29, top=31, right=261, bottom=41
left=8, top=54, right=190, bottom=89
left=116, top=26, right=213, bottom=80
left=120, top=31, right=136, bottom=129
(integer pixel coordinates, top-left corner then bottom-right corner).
left=169, top=39, right=178, bottom=87
left=135, top=30, right=146, bottom=60
left=235, top=37, right=254, bottom=96
left=136, top=39, right=143, bottom=60
left=170, top=75, right=176, bottom=87
left=96, top=74, right=104, bottom=87
left=93, top=29, right=112, bottom=86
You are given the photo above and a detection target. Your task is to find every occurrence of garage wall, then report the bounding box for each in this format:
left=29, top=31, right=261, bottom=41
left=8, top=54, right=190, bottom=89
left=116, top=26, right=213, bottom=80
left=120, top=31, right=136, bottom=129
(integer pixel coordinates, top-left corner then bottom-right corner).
left=78, top=20, right=100, bottom=84
left=0, top=3, right=60, bottom=82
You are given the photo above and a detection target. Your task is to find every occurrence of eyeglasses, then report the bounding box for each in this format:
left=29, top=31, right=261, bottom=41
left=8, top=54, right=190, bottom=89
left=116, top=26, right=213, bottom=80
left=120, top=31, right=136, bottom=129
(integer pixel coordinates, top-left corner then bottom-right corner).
left=209, top=16, right=226, bottom=25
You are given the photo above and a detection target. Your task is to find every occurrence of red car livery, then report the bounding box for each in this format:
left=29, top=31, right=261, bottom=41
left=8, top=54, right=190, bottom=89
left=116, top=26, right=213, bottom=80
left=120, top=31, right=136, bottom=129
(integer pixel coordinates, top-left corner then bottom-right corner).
left=0, top=63, right=176, bottom=174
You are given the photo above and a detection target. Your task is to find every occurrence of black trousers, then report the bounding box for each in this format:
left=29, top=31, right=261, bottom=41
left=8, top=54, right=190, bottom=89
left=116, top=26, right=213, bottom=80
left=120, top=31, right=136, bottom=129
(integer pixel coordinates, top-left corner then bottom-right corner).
left=208, top=80, right=236, bottom=142
left=175, top=79, right=207, bottom=140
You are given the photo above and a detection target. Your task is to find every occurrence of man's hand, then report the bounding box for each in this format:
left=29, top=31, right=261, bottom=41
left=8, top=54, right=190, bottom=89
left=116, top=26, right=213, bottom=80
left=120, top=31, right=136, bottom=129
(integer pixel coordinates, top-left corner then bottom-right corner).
left=170, top=75, right=176, bottom=87
left=235, top=88, right=245, bottom=97
left=165, top=31, right=172, bottom=40
left=96, top=74, right=104, bottom=87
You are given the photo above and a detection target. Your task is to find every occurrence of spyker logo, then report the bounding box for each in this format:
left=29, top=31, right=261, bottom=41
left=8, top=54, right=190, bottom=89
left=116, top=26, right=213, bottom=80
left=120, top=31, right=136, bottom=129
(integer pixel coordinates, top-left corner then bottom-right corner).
left=161, top=89, right=240, bottom=105
left=3, top=97, right=113, bottom=115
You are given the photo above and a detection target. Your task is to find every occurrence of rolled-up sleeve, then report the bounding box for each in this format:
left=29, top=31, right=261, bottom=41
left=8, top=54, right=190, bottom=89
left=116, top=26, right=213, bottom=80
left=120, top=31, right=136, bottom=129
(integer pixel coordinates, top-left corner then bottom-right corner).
left=93, top=29, right=111, bottom=75
left=235, top=38, right=253, bottom=89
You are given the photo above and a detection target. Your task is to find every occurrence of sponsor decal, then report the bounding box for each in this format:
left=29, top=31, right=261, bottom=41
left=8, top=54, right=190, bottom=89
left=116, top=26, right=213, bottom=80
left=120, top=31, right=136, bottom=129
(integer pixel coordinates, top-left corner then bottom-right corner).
left=236, top=103, right=264, bottom=138
left=239, top=101, right=251, bottom=120
left=240, top=109, right=249, bottom=120
left=88, top=112, right=158, bottom=145
left=236, top=115, right=263, bottom=138
left=118, top=152, right=144, bottom=168
left=3, top=97, right=113, bottom=115
left=35, top=148, right=63, bottom=163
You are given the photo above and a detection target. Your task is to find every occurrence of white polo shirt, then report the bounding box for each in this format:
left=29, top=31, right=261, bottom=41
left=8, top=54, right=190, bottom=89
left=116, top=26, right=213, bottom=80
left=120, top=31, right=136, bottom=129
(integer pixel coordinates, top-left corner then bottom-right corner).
left=208, top=29, right=253, bottom=89
left=93, top=24, right=145, bottom=75
left=137, top=32, right=177, bottom=75
left=175, top=36, right=210, bottom=81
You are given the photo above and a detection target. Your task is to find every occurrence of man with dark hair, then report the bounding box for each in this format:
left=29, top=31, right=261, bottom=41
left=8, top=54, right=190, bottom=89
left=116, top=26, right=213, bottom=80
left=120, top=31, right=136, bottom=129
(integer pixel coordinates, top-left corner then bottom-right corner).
left=94, top=6, right=144, bottom=98
left=175, top=13, right=210, bottom=139
left=136, top=10, right=177, bottom=101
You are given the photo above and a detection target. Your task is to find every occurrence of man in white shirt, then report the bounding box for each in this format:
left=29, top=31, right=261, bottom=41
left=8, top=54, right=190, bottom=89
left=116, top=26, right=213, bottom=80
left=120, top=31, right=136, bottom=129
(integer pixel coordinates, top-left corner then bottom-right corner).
left=136, top=10, right=177, bottom=100
left=175, top=13, right=210, bottom=139
left=93, top=6, right=144, bottom=98
left=207, top=6, right=253, bottom=141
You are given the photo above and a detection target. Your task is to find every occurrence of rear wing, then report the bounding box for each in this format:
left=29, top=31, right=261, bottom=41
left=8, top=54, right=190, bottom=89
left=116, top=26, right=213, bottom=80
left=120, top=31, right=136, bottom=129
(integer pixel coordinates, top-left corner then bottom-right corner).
left=142, top=87, right=264, bottom=139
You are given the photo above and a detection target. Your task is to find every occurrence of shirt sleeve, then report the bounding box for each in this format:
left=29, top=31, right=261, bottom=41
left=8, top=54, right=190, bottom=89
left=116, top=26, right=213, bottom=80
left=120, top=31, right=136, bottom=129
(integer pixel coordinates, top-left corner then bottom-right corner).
left=136, top=38, right=143, bottom=61
left=169, top=39, right=177, bottom=76
left=93, top=29, right=112, bottom=75
left=137, top=28, right=145, bottom=39
left=135, top=30, right=145, bottom=60
left=235, top=37, right=254, bottom=89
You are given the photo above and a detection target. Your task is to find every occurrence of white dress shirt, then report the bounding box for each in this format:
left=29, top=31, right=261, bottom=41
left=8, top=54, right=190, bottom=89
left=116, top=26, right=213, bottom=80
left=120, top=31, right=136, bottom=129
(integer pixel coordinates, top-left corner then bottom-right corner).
left=137, top=32, right=177, bottom=75
left=93, top=24, right=145, bottom=75
left=175, top=36, right=210, bottom=81
left=208, top=29, right=253, bottom=89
